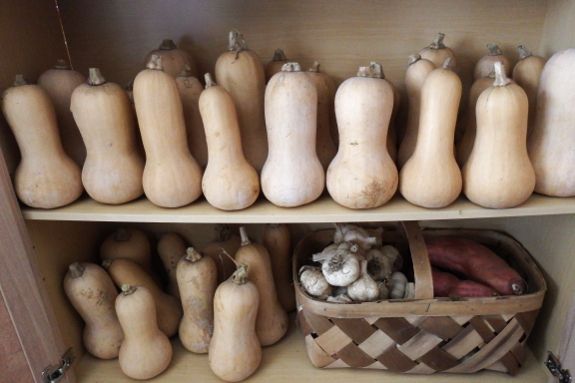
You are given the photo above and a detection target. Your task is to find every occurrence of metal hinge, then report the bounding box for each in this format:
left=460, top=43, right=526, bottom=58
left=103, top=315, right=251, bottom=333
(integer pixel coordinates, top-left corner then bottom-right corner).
left=546, top=351, right=572, bottom=383
left=42, top=348, right=74, bottom=383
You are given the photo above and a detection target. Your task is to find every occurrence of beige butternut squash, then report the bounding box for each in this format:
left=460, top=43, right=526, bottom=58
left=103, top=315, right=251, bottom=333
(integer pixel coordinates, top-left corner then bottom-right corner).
left=200, top=225, right=242, bottom=283
left=100, top=227, right=152, bottom=272
left=176, top=66, right=207, bottom=168
left=398, top=54, right=435, bottom=168
left=262, top=224, right=295, bottom=312
left=215, top=31, right=267, bottom=171
left=262, top=62, right=324, bottom=207
left=134, top=55, right=202, bottom=207
left=235, top=227, right=288, bottom=346
left=327, top=63, right=398, bottom=209
left=63, top=262, right=123, bottom=359
left=528, top=48, right=575, bottom=197
left=116, top=285, right=172, bottom=380
left=1, top=75, right=83, bottom=209
left=104, top=258, right=182, bottom=337
left=265, top=48, right=288, bottom=81
left=307, top=62, right=337, bottom=170
left=419, top=32, right=456, bottom=69
left=399, top=59, right=462, bottom=208
left=463, top=62, right=535, bottom=208
left=38, top=59, right=86, bottom=165
left=71, top=68, right=144, bottom=204
left=200, top=73, right=260, bottom=210
left=157, top=232, right=187, bottom=298
left=177, top=247, right=217, bottom=353
left=209, top=265, right=261, bottom=382
left=474, top=43, right=511, bottom=79
left=513, top=45, right=545, bottom=136
left=145, top=38, right=196, bottom=78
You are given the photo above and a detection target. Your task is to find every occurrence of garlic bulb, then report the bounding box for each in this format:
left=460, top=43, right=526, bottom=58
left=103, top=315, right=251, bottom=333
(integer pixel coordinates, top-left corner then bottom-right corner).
left=389, top=271, right=408, bottom=299
left=333, top=224, right=380, bottom=250
left=312, top=243, right=338, bottom=263
left=326, top=293, right=352, bottom=303
left=347, top=261, right=379, bottom=302
left=299, top=266, right=332, bottom=298
left=321, top=246, right=360, bottom=287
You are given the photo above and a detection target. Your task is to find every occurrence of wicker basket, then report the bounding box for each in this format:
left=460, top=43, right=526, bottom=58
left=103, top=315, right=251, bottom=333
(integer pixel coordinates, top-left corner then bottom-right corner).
left=294, top=222, right=546, bottom=375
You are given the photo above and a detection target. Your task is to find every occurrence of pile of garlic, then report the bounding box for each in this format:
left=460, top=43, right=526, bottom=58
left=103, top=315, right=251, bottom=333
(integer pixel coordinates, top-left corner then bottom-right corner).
left=299, top=224, right=415, bottom=303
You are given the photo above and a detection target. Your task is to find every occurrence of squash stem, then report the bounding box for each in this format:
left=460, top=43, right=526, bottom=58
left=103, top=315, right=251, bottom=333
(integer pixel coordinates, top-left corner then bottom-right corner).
left=442, top=57, right=454, bottom=69
left=54, top=59, right=70, bottom=70
left=88, top=68, right=106, bottom=86
left=493, top=62, right=511, bottom=87
left=215, top=224, right=232, bottom=242
left=430, top=32, right=446, bottom=49
left=487, top=43, right=503, bottom=56
left=184, top=247, right=203, bottom=263
left=159, top=39, right=177, bottom=50
left=239, top=226, right=251, bottom=246
left=114, top=228, right=131, bottom=241
left=231, top=264, right=249, bottom=285
left=407, top=54, right=421, bottom=66
left=309, top=61, right=320, bottom=73
left=281, top=62, right=301, bottom=72
left=13, top=74, right=27, bottom=86
left=369, top=62, right=384, bottom=78
left=204, top=73, right=217, bottom=88
left=228, top=30, right=248, bottom=53
left=68, top=262, right=85, bottom=278
left=517, top=45, right=532, bottom=60
left=121, top=284, right=137, bottom=296
left=272, top=48, right=287, bottom=62
left=146, top=54, right=163, bottom=71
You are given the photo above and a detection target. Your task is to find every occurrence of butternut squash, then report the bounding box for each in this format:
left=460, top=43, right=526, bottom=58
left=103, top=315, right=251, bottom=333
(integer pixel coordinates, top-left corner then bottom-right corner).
left=157, top=232, right=187, bottom=298
left=38, top=59, right=86, bottom=165
left=177, top=247, right=217, bottom=354
left=262, top=62, right=324, bottom=207
left=265, top=48, right=288, bottom=81
left=419, top=32, right=456, bottom=69
left=70, top=68, right=144, bottom=204
left=512, top=45, right=545, bottom=136
left=307, top=62, right=337, bottom=170
left=215, top=31, right=267, bottom=171
left=200, top=73, right=260, bottom=210
left=63, top=262, right=123, bottom=359
left=262, top=224, right=295, bottom=312
left=116, top=285, right=172, bottom=380
left=388, top=84, right=401, bottom=163
left=209, top=265, right=261, bottom=382
left=474, top=43, right=510, bottom=79
left=104, top=258, right=182, bottom=337
left=327, top=63, right=398, bottom=209
left=100, top=227, right=152, bottom=272
left=399, top=58, right=462, bottom=208
left=200, top=225, right=242, bottom=283
left=398, top=54, right=435, bottom=168
left=176, top=66, right=207, bottom=168
left=1, top=75, right=83, bottom=209
left=456, top=72, right=495, bottom=166
left=528, top=48, right=575, bottom=197
left=144, top=38, right=196, bottom=78
left=134, top=55, right=202, bottom=207
left=234, top=226, right=288, bottom=346
left=463, top=62, right=535, bottom=208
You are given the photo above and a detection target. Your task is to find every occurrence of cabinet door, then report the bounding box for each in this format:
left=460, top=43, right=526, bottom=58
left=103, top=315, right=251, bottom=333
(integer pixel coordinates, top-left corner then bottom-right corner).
left=549, top=293, right=575, bottom=382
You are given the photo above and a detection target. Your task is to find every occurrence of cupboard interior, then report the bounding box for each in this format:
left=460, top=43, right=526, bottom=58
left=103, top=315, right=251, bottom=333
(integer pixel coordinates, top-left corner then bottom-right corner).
left=27, top=216, right=575, bottom=381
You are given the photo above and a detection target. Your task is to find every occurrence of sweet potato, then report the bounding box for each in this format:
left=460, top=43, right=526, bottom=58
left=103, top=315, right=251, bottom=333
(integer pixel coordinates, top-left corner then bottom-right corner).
left=432, top=268, right=498, bottom=297
left=426, top=237, right=526, bottom=295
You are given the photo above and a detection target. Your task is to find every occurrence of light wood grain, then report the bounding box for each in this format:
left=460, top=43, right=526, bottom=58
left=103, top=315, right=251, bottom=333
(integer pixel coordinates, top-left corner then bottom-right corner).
left=540, top=0, right=575, bottom=55
left=0, top=292, right=33, bottom=383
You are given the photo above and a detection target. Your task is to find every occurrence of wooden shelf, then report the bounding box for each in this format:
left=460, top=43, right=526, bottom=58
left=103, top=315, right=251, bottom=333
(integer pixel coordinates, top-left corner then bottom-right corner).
left=22, top=194, right=575, bottom=223
left=77, top=324, right=546, bottom=382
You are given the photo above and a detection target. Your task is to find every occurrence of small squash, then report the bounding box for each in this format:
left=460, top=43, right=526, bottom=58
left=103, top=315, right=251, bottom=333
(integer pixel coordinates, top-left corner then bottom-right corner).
left=399, top=58, right=462, bottom=208
left=209, top=265, right=261, bottom=382
left=200, top=225, right=242, bottom=282
left=463, top=62, right=535, bottom=208
left=474, top=43, right=511, bottom=79
left=200, top=73, right=260, bottom=210
left=512, top=45, right=546, bottom=136
left=38, top=59, right=86, bottom=165
left=177, top=247, right=218, bottom=354
left=144, top=38, right=196, bottom=78
left=327, top=63, right=398, bottom=209
left=1, top=75, right=83, bottom=209
left=265, top=48, right=288, bottom=81
left=215, top=31, right=267, bottom=171
left=100, top=227, right=152, bottom=272
left=176, top=66, right=207, bottom=168
left=134, top=55, right=203, bottom=207
left=262, top=62, right=324, bottom=207
left=104, top=258, right=182, bottom=337
left=71, top=68, right=144, bottom=204
left=418, top=32, right=456, bottom=69
left=157, top=232, right=188, bottom=298
left=234, top=226, right=288, bottom=346
left=262, top=224, right=295, bottom=312
left=528, top=48, right=575, bottom=197
left=116, top=285, right=172, bottom=380
left=63, top=262, right=123, bottom=359
left=398, top=54, right=435, bottom=168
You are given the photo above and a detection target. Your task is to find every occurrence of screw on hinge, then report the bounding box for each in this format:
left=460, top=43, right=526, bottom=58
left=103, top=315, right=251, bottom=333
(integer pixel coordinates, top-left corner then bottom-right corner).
left=42, top=348, right=74, bottom=383
left=546, top=351, right=572, bottom=383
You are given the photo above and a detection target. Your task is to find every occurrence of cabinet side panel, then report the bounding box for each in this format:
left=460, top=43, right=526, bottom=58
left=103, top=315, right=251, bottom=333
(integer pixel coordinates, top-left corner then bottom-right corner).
left=0, top=292, right=33, bottom=383
left=540, top=0, right=575, bottom=54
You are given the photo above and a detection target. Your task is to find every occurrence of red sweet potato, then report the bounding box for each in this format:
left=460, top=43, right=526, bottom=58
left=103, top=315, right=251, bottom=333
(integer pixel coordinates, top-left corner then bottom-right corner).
left=432, top=268, right=498, bottom=297
left=426, top=237, right=526, bottom=295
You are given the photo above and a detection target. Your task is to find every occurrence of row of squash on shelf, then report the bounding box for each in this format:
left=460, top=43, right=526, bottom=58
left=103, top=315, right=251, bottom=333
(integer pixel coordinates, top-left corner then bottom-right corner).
left=64, top=224, right=294, bottom=381
left=2, top=31, right=574, bottom=211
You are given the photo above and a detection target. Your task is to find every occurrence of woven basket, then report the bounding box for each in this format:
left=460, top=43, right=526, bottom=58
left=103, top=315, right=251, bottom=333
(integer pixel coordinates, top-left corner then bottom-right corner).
left=294, top=222, right=546, bottom=375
